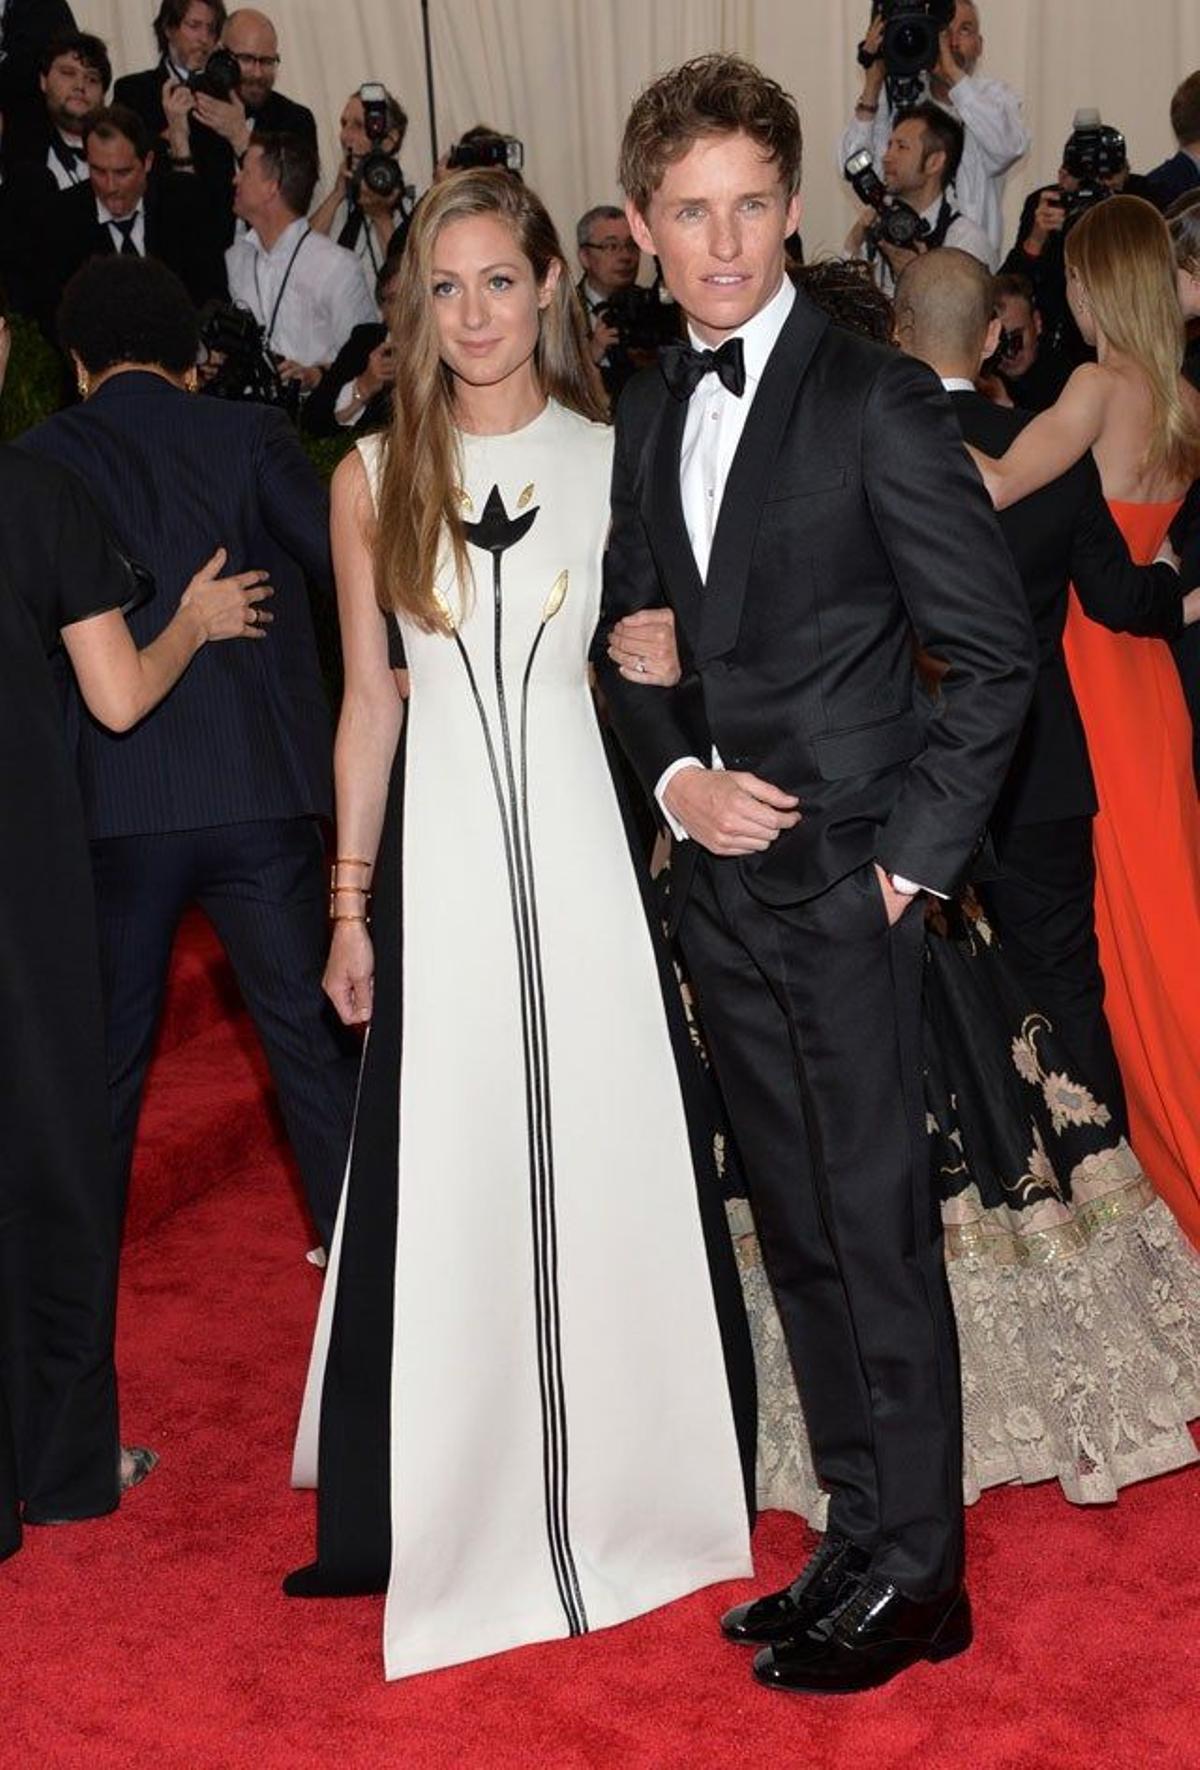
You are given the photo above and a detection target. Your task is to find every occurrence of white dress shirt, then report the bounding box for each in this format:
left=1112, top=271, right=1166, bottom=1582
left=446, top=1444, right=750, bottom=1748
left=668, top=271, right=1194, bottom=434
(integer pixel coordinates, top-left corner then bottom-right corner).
left=96, top=196, right=146, bottom=255
left=839, top=73, right=1030, bottom=267
left=46, top=131, right=87, bottom=192
left=654, top=274, right=795, bottom=834
left=225, top=215, right=378, bottom=368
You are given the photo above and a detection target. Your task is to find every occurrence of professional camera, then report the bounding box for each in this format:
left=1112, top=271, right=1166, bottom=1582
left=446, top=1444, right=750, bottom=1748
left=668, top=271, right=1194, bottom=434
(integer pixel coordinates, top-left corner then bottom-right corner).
left=845, top=148, right=930, bottom=254
left=861, top=0, right=955, bottom=107
left=597, top=282, right=678, bottom=354
left=1056, top=110, right=1125, bottom=222
left=446, top=133, right=525, bottom=174
left=197, top=302, right=300, bottom=420
left=349, top=81, right=408, bottom=206
left=186, top=45, right=241, bottom=102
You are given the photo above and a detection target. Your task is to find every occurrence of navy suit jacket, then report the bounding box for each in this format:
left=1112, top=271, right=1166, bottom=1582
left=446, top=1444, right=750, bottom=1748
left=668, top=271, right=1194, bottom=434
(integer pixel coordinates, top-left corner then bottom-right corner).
left=20, top=374, right=334, bottom=838
left=1145, top=149, right=1200, bottom=212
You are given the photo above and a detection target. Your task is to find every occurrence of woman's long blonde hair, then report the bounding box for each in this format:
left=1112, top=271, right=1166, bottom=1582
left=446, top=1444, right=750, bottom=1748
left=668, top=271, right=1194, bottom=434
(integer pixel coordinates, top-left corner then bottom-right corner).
left=374, top=169, right=607, bottom=632
left=1065, top=194, right=1200, bottom=484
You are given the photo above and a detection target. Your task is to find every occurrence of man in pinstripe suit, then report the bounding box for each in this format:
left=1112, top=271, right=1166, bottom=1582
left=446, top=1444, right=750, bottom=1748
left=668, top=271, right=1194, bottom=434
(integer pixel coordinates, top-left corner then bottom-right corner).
left=20, top=256, right=358, bottom=1253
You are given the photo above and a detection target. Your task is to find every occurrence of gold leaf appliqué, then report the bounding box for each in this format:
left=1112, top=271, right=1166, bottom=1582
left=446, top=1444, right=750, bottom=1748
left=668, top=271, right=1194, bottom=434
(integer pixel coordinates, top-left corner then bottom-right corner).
left=542, top=570, right=568, bottom=621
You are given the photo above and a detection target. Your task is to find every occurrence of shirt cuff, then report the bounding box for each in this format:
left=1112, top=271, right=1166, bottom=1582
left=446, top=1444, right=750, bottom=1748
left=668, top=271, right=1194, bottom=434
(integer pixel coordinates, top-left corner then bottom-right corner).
left=889, top=872, right=947, bottom=900
left=655, top=757, right=706, bottom=842
left=334, top=380, right=362, bottom=426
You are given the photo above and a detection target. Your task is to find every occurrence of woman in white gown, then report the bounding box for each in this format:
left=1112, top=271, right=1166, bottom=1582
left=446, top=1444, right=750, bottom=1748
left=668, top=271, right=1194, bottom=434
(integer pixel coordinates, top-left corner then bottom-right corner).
left=285, top=169, right=753, bottom=1680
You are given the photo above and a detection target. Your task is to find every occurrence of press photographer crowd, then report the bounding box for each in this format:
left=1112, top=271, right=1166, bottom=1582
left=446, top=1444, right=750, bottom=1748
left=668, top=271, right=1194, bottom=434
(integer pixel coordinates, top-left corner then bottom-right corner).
left=4, top=0, right=1200, bottom=1717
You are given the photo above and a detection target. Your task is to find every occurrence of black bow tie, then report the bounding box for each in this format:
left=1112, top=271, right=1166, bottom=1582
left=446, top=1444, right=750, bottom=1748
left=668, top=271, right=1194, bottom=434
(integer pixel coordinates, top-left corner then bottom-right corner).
left=660, top=336, right=746, bottom=402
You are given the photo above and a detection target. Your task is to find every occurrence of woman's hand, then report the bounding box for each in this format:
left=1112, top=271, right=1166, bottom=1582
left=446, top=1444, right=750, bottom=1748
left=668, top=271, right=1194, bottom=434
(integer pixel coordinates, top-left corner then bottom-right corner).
left=607, top=606, right=682, bottom=685
left=323, top=920, right=375, bottom=1025
left=179, top=547, right=274, bottom=641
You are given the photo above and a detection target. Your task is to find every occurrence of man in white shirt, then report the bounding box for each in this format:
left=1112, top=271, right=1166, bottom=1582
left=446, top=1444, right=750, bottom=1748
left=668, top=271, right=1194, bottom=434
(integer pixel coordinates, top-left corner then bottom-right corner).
left=225, top=130, right=377, bottom=392
left=840, top=0, right=1028, bottom=264
left=848, top=101, right=994, bottom=289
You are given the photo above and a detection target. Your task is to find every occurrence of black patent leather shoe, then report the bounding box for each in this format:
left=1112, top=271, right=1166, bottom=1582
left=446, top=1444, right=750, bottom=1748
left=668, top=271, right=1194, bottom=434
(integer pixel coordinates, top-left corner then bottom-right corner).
left=752, top=1577, right=972, bottom=1693
left=721, top=1533, right=871, bottom=1646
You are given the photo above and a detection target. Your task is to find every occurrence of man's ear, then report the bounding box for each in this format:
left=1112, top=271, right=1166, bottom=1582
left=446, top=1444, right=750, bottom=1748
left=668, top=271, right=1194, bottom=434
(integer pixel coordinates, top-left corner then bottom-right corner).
left=144, top=151, right=156, bottom=175
left=785, top=188, right=803, bottom=238
left=1033, top=309, right=1043, bottom=338
left=626, top=198, right=655, bottom=258
left=982, top=315, right=1003, bottom=363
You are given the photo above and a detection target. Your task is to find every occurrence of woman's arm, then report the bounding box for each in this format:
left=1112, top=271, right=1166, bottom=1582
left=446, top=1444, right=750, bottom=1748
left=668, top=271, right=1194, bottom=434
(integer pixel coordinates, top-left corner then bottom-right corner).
left=61, top=547, right=272, bottom=733
left=322, top=449, right=406, bottom=1027
left=968, top=363, right=1109, bottom=511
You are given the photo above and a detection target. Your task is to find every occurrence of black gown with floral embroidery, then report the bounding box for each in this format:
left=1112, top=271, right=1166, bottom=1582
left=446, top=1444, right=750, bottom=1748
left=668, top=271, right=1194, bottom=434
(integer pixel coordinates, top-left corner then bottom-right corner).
left=732, top=896, right=1200, bottom=1515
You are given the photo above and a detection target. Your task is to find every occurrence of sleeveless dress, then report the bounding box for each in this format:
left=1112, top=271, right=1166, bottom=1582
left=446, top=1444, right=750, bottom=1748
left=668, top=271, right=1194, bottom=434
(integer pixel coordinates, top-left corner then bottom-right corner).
left=1062, top=500, right=1200, bottom=1248
left=289, top=403, right=752, bottom=1680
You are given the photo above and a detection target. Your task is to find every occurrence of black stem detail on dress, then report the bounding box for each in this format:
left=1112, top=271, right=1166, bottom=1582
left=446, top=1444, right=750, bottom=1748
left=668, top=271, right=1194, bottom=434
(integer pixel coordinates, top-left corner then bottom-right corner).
left=454, top=485, right=587, bottom=1637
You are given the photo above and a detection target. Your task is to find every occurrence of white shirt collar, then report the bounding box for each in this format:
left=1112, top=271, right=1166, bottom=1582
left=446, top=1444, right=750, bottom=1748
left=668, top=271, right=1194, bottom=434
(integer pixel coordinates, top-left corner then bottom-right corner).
left=686, top=273, right=795, bottom=389
left=96, top=197, right=144, bottom=228
left=247, top=215, right=308, bottom=260
left=940, top=376, right=976, bottom=392
left=582, top=280, right=609, bottom=310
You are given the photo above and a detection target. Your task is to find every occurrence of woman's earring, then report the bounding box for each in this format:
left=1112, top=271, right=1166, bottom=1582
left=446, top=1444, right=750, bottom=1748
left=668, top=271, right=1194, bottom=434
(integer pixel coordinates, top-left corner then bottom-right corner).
left=75, top=364, right=91, bottom=400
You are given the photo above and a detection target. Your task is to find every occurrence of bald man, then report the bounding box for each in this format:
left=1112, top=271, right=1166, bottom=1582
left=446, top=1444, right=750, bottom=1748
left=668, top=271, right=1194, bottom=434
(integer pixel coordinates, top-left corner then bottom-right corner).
left=182, top=7, right=316, bottom=236
left=894, top=248, right=1192, bottom=1119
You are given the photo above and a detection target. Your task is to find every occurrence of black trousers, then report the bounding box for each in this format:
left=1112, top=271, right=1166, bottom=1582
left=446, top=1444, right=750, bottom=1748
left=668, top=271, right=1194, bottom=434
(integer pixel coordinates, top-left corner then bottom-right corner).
left=981, top=816, right=1127, bottom=1135
left=90, top=818, right=360, bottom=1249
left=679, top=856, right=963, bottom=1598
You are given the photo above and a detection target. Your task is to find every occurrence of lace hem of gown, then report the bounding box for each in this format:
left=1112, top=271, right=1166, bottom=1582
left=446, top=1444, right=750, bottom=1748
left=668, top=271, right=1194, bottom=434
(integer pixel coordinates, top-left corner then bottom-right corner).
left=730, top=1189, right=1200, bottom=1520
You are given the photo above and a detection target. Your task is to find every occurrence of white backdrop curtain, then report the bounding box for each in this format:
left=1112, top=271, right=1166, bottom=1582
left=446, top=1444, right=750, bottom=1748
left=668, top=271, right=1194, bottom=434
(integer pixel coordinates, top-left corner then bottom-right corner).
left=83, top=1, right=1200, bottom=268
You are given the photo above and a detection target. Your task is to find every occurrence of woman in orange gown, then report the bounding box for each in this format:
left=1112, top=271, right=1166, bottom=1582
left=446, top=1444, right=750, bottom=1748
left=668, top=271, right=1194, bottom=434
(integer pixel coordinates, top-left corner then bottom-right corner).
left=973, top=196, right=1200, bottom=1247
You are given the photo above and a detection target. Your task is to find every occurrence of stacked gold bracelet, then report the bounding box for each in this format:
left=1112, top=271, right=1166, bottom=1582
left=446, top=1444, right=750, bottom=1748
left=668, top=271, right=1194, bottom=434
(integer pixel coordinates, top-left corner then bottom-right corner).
left=330, top=855, right=373, bottom=925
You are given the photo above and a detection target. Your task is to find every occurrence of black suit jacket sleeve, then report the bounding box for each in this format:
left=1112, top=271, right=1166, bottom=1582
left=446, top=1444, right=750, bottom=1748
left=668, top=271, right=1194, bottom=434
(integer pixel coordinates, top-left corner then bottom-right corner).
left=1069, top=457, right=1183, bottom=638
left=255, top=408, right=333, bottom=591
left=595, top=389, right=709, bottom=796
left=864, top=359, right=1036, bottom=890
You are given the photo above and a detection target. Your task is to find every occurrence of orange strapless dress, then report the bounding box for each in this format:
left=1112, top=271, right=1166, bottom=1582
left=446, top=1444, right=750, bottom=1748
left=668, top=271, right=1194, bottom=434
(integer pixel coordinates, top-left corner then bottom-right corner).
left=1063, top=499, right=1200, bottom=1246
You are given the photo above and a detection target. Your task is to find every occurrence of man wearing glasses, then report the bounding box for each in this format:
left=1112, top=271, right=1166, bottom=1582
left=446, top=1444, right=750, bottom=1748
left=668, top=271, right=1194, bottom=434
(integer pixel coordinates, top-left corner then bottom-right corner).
left=576, top=204, right=646, bottom=401
left=187, top=7, right=316, bottom=236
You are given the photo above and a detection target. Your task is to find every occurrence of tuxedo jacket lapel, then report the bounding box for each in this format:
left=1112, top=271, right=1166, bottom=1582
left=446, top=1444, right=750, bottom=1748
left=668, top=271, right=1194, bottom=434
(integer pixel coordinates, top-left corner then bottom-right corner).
left=644, top=383, right=705, bottom=650
left=696, top=295, right=829, bottom=664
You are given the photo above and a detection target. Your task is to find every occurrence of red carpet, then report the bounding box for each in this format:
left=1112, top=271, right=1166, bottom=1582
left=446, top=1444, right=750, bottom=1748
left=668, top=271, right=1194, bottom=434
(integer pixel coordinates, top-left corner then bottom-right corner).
left=5, top=915, right=1199, bottom=1769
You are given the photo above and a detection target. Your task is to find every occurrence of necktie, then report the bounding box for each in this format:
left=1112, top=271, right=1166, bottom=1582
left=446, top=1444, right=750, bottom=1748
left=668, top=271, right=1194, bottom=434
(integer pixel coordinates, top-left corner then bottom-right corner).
left=660, top=336, right=746, bottom=402
left=112, top=217, right=140, bottom=257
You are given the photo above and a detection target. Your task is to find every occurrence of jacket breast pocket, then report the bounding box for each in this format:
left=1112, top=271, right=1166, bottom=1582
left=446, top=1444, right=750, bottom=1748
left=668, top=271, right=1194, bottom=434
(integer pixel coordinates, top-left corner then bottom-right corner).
left=812, top=711, right=925, bottom=781
left=763, top=467, right=848, bottom=506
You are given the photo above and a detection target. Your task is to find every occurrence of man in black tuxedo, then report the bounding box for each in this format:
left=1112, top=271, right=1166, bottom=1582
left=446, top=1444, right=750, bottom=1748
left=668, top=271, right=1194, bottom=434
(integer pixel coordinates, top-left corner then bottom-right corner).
left=39, top=104, right=227, bottom=329
left=894, top=248, right=1193, bottom=1124
left=0, top=27, right=107, bottom=312
left=18, top=255, right=358, bottom=1254
left=597, top=55, right=1036, bottom=1696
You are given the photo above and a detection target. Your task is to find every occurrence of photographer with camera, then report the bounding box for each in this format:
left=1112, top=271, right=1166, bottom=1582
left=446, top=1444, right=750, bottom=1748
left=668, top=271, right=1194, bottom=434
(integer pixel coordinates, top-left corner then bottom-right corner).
left=988, top=271, right=1070, bottom=412
left=302, top=242, right=402, bottom=438
left=224, top=131, right=376, bottom=396
left=575, top=203, right=642, bottom=398
left=1000, top=112, right=1139, bottom=365
left=846, top=100, right=991, bottom=290
left=309, top=85, right=411, bottom=280
left=841, top=1, right=1027, bottom=266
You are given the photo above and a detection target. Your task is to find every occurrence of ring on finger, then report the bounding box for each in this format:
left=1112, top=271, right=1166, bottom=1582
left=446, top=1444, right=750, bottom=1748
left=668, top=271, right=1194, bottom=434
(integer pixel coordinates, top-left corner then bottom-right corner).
left=636, top=657, right=647, bottom=673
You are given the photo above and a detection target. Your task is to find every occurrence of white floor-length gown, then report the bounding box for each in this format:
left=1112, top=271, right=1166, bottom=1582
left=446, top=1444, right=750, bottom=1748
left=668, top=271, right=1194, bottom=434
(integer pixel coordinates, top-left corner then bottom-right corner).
left=290, top=400, right=752, bottom=1680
